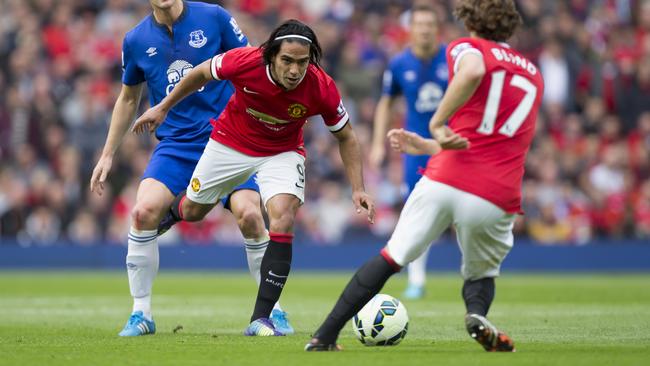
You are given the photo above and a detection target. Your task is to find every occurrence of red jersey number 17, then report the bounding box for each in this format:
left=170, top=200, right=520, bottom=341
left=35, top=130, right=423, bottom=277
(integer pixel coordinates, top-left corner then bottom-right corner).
left=476, top=71, right=538, bottom=138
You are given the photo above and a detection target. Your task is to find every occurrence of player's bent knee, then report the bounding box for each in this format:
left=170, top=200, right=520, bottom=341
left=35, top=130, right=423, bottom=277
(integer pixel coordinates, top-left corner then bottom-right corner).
left=131, top=204, right=164, bottom=230
left=267, top=209, right=295, bottom=233
left=385, top=243, right=421, bottom=267
left=236, top=208, right=265, bottom=236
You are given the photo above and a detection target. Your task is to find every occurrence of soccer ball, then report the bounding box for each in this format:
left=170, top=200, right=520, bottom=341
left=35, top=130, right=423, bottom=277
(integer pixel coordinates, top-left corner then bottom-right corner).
left=351, top=294, right=409, bottom=346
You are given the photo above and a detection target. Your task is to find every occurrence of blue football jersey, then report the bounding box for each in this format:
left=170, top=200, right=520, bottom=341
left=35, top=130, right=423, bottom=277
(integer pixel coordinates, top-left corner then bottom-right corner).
left=121, top=1, right=248, bottom=141
left=381, top=47, right=448, bottom=138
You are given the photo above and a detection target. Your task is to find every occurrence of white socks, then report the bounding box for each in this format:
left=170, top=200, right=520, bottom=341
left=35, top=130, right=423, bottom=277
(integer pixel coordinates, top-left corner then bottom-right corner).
left=126, top=227, right=283, bottom=320
left=244, top=231, right=282, bottom=312
left=407, top=246, right=430, bottom=287
left=126, top=227, right=159, bottom=320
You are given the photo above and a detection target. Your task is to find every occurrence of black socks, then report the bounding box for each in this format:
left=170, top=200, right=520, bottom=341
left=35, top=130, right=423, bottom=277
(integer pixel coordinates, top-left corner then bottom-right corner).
left=251, top=233, right=293, bottom=322
left=314, top=251, right=401, bottom=344
left=462, top=277, right=495, bottom=316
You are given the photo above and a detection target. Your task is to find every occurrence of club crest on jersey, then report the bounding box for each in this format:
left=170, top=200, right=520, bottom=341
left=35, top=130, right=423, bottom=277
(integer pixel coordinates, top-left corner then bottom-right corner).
left=189, top=30, right=207, bottom=48
left=191, top=178, right=201, bottom=192
left=287, top=103, right=307, bottom=118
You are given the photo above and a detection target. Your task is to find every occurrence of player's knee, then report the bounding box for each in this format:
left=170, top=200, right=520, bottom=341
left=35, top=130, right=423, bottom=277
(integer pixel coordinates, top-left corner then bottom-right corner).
left=131, top=203, right=163, bottom=230
left=236, top=207, right=265, bottom=238
left=268, top=211, right=295, bottom=233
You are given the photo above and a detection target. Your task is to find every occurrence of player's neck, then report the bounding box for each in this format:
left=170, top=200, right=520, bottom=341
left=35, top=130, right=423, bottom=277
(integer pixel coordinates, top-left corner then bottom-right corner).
left=412, top=44, right=437, bottom=60
left=152, top=0, right=184, bottom=30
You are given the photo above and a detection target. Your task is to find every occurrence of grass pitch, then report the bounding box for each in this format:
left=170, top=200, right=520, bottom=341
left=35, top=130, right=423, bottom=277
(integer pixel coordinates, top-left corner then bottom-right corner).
left=0, top=271, right=648, bottom=366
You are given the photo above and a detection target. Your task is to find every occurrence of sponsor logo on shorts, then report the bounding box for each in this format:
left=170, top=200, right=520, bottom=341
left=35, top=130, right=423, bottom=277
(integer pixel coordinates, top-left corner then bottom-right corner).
left=287, top=103, right=307, bottom=118
left=295, top=164, right=305, bottom=189
left=191, top=178, right=201, bottom=192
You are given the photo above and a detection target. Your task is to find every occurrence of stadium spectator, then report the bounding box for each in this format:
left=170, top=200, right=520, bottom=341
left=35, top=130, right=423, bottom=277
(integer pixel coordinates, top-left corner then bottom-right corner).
left=0, top=0, right=649, bottom=245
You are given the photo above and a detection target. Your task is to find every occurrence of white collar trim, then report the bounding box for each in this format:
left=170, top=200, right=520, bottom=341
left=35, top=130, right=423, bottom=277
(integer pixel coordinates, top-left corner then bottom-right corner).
left=266, top=65, right=277, bottom=86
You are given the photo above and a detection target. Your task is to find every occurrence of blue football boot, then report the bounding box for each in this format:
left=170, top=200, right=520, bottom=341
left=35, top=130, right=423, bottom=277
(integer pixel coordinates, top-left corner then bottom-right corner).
left=403, top=284, right=425, bottom=300
left=243, top=318, right=284, bottom=336
left=118, top=311, right=156, bottom=337
left=270, top=309, right=294, bottom=335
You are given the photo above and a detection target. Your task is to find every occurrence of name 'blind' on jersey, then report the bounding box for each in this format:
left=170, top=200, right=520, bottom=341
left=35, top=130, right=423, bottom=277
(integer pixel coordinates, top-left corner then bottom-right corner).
left=209, top=47, right=349, bottom=157
left=425, top=37, right=545, bottom=213
left=121, top=1, right=248, bottom=141
left=382, top=46, right=448, bottom=139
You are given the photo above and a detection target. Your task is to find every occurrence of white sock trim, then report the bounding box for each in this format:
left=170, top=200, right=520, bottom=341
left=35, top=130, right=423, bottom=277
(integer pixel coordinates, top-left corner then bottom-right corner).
left=128, top=228, right=158, bottom=244
left=243, top=230, right=270, bottom=245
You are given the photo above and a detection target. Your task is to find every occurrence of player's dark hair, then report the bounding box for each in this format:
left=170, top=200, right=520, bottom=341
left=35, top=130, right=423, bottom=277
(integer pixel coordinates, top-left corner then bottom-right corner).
left=261, top=19, right=322, bottom=68
left=454, top=0, right=523, bottom=42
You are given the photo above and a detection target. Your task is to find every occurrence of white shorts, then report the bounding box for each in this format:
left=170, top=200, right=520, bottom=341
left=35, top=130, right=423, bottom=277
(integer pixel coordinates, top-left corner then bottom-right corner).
left=186, top=139, right=306, bottom=207
left=386, top=178, right=515, bottom=280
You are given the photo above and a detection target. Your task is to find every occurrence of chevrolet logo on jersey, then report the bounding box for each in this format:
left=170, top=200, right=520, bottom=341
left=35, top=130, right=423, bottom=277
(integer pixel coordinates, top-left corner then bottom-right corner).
left=246, top=108, right=291, bottom=125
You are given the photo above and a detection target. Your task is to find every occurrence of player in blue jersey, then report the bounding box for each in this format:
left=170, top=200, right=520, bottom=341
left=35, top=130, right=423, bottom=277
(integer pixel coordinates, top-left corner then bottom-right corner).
left=369, top=4, right=448, bottom=300
left=89, top=0, right=292, bottom=337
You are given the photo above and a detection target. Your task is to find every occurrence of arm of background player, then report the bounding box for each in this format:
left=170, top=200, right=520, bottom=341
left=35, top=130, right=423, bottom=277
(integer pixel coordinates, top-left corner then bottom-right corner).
left=217, top=6, right=248, bottom=49
left=90, top=83, right=144, bottom=194
left=369, top=95, right=396, bottom=169
left=428, top=52, right=484, bottom=149
left=132, top=59, right=212, bottom=134
left=332, top=124, right=376, bottom=223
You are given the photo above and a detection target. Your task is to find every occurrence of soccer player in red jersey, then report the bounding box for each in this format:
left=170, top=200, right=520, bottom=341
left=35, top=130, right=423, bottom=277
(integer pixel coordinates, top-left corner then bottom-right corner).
left=133, top=19, right=375, bottom=336
left=306, top=0, right=543, bottom=352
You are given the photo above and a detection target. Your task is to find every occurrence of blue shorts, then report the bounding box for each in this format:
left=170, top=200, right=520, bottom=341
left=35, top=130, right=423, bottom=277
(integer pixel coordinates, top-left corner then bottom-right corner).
left=403, top=154, right=430, bottom=198
left=143, top=137, right=259, bottom=210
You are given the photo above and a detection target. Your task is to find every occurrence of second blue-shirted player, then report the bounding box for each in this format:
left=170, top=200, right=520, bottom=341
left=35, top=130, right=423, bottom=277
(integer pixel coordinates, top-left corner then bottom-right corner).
left=369, top=5, right=448, bottom=300
left=89, top=0, right=292, bottom=336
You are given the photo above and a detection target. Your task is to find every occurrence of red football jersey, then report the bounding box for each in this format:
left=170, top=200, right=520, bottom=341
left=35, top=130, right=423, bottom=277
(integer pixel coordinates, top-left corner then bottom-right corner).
left=424, top=37, right=544, bottom=213
left=209, top=47, right=349, bottom=157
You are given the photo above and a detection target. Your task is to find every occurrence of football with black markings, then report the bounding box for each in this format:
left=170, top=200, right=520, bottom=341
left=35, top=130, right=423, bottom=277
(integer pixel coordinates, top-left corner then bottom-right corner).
left=352, top=294, right=409, bottom=346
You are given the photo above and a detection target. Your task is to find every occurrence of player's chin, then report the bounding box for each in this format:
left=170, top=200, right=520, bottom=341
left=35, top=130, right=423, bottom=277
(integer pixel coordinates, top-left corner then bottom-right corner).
left=285, top=78, right=300, bottom=88
left=154, top=0, right=176, bottom=8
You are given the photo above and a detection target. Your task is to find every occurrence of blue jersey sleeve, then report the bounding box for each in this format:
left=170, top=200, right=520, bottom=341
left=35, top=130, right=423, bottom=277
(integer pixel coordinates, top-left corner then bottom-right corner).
left=121, top=35, right=144, bottom=85
left=216, top=6, right=248, bottom=50
left=381, top=58, right=401, bottom=97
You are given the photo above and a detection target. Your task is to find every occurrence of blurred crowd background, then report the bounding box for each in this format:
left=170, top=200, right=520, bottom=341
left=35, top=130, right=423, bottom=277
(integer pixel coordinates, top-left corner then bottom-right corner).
left=0, top=0, right=649, bottom=247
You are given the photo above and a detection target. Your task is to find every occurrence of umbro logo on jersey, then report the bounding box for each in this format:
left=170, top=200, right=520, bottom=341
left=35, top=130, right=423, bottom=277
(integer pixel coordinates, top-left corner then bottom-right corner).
left=146, top=47, right=157, bottom=57
left=243, top=86, right=260, bottom=94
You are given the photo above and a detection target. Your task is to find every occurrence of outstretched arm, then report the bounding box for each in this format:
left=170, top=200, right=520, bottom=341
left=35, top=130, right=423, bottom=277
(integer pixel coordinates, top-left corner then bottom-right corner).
left=387, top=128, right=442, bottom=156
left=132, top=58, right=213, bottom=134
left=332, top=123, right=376, bottom=224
